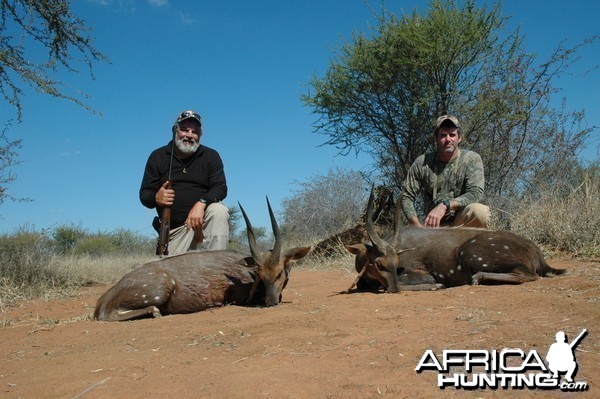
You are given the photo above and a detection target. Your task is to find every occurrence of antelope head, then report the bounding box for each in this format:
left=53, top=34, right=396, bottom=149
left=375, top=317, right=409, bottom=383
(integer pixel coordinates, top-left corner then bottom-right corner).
left=346, top=189, right=410, bottom=293
left=239, top=198, right=311, bottom=306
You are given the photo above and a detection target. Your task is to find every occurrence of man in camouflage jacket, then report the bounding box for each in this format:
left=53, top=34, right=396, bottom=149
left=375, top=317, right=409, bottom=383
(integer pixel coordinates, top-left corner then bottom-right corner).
left=400, top=115, right=490, bottom=228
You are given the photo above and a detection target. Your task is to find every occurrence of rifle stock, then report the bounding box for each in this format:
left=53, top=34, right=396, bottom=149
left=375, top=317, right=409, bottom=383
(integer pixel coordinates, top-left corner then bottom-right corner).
left=157, top=206, right=171, bottom=256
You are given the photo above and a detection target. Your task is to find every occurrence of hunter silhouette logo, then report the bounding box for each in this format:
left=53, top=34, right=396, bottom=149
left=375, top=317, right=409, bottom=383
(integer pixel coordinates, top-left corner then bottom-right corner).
left=415, top=329, right=588, bottom=391
left=546, top=329, right=587, bottom=383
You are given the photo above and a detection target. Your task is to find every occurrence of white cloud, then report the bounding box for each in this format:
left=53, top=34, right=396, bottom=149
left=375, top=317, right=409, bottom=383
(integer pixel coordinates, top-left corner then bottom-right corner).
left=179, top=12, right=195, bottom=26
left=87, top=0, right=111, bottom=6
left=87, top=0, right=170, bottom=12
left=148, top=0, right=169, bottom=7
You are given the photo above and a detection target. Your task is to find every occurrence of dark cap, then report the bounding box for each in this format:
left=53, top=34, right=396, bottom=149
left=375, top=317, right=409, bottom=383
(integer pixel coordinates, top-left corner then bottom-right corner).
left=435, top=114, right=460, bottom=130
left=175, top=110, right=202, bottom=126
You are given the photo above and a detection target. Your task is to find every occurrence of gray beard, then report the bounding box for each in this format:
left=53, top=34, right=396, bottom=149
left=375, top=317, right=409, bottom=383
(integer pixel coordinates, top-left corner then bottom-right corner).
left=175, top=137, right=199, bottom=155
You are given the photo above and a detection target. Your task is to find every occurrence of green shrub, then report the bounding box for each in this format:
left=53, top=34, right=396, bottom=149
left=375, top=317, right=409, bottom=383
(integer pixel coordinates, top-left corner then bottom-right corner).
left=0, top=226, right=55, bottom=285
left=52, top=225, right=155, bottom=256
left=0, top=226, right=156, bottom=307
left=72, top=235, right=116, bottom=257
left=0, top=227, right=75, bottom=307
left=52, top=224, right=87, bottom=254
left=109, top=228, right=155, bottom=255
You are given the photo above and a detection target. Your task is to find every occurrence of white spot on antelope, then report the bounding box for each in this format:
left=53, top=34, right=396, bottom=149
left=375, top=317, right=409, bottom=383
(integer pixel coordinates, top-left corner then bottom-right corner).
left=141, top=294, right=147, bottom=299
left=470, top=239, right=477, bottom=243
left=457, top=265, right=462, bottom=271
left=154, top=296, right=160, bottom=301
left=504, top=245, right=510, bottom=250
left=449, top=269, right=455, bottom=274
left=488, top=237, right=494, bottom=240
left=143, top=300, right=148, bottom=304
left=478, top=257, right=483, bottom=261
left=142, top=284, right=148, bottom=288
left=482, top=263, right=488, bottom=268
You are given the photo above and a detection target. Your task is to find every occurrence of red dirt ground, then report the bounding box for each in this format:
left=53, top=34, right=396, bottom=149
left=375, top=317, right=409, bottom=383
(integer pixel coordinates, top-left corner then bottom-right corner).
left=1, top=258, right=598, bottom=399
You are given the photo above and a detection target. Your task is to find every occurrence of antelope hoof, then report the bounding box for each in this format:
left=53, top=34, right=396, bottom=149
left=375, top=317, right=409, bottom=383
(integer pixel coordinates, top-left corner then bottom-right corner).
left=340, top=287, right=354, bottom=294
left=151, top=306, right=162, bottom=318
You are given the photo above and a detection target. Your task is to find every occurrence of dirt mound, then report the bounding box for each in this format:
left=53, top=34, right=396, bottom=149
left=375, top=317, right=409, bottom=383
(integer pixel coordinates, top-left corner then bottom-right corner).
left=1, top=258, right=598, bottom=398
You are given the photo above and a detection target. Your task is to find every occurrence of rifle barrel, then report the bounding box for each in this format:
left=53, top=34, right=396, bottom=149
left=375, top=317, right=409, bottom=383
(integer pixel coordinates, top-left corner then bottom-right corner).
left=569, top=329, right=587, bottom=349
left=158, top=135, right=176, bottom=256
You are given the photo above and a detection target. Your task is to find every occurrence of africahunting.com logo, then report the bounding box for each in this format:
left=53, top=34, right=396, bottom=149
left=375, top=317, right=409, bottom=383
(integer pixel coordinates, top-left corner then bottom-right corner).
left=415, top=329, right=588, bottom=391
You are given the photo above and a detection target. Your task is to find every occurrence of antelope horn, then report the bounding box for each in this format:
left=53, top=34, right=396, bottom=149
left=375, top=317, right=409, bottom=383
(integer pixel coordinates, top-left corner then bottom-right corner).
left=238, top=201, right=261, bottom=261
left=366, top=186, right=388, bottom=250
left=266, top=196, right=282, bottom=264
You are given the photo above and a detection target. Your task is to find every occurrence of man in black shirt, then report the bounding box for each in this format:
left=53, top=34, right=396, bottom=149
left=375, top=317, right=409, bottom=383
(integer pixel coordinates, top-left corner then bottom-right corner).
left=140, top=110, right=229, bottom=254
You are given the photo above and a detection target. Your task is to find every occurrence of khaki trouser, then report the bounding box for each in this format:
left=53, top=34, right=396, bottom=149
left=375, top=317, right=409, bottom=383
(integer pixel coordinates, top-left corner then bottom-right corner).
left=165, top=202, right=230, bottom=256
left=445, top=203, right=490, bottom=229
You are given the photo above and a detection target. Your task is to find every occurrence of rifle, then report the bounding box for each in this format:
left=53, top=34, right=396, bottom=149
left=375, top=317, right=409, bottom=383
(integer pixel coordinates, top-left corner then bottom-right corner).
left=569, top=329, right=587, bottom=349
left=157, top=136, right=176, bottom=257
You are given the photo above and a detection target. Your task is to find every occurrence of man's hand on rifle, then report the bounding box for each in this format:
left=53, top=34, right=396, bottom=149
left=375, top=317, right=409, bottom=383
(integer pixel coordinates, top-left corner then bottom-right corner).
left=156, top=180, right=174, bottom=207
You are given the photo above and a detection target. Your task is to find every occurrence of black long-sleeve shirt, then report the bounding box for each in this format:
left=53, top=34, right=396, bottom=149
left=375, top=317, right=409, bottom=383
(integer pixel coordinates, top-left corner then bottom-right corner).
left=140, top=142, right=227, bottom=229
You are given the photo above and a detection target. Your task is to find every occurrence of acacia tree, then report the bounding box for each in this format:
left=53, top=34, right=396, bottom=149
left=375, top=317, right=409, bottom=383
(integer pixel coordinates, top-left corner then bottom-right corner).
left=0, top=0, right=108, bottom=204
left=302, top=0, right=596, bottom=219
left=0, top=122, right=22, bottom=204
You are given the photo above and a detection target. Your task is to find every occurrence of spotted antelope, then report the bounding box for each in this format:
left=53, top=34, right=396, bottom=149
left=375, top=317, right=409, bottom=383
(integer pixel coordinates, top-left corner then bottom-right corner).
left=345, top=190, right=565, bottom=293
left=94, top=199, right=311, bottom=321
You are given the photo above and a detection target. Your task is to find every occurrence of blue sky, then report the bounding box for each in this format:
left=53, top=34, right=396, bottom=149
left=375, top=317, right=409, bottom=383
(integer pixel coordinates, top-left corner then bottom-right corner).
left=1, top=0, right=598, bottom=237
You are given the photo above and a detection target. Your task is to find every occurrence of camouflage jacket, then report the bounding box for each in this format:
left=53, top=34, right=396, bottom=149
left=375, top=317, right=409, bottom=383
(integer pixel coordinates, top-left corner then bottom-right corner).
left=400, top=149, right=485, bottom=221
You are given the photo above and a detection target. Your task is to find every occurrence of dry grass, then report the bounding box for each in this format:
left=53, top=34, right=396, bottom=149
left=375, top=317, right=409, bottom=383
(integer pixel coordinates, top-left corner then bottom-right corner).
left=50, top=253, right=156, bottom=285
left=0, top=253, right=155, bottom=311
left=510, top=173, right=599, bottom=258
left=296, top=242, right=356, bottom=273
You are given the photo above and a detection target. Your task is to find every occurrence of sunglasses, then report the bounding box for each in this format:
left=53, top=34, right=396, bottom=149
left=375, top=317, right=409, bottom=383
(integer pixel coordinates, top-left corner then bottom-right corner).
left=177, top=110, right=201, bottom=124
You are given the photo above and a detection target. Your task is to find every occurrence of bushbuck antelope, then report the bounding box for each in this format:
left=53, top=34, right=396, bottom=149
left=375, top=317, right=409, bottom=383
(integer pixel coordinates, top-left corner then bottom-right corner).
left=94, top=199, right=311, bottom=321
left=345, top=191, right=565, bottom=293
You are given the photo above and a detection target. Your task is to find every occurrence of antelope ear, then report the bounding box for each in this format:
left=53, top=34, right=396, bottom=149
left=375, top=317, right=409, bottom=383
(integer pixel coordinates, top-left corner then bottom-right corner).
left=284, top=246, right=312, bottom=262
left=396, top=247, right=415, bottom=256
left=237, top=256, right=258, bottom=267
left=345, top=243, right=367, bottom=256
